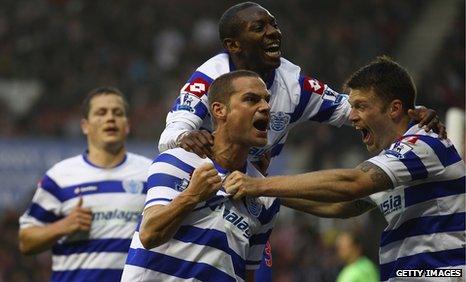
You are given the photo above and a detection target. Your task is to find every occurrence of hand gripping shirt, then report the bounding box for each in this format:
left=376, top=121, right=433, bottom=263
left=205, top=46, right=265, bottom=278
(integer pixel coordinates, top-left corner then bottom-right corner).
left=19, top=152, right=152, bottom=282
left=158, top=53, right=351, bottom=161
left=122, top=148, right=280, bottom=282
left=365, top=124, right=465, bottom=282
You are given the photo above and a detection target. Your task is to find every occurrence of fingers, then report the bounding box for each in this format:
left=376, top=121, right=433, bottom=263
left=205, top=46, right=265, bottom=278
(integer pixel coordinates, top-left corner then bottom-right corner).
left=179, top=130, right=214, bottom=158
left=76, top=196, right=83, bottom=207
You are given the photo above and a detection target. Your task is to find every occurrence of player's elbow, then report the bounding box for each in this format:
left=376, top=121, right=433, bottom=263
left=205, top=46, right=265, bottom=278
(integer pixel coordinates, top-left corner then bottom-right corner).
left=18, top=231, right=35, bottom=255
left=139, top=229, right=167, bottom=249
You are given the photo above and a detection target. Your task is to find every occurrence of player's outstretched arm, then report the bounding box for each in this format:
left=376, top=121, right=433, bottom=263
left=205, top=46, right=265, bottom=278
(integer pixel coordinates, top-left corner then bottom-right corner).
left=225, top=161, right=393, bottom=202
left=19, top=197, right=92, bottom=255
left=281, top=198, right=376, bottom=218
left=139, top=163, right=221, bottom=249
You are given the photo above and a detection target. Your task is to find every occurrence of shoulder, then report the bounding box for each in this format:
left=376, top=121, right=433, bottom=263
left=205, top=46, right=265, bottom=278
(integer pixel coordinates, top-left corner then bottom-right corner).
left=46, top=154, right=83, bottom=178
left=125, top=152, right=152, bottom=167
left=196, top=53, right=230, bottom=80
left=153, top=148, right=210, bottom=171
left=275, top=57, right=302, bottom=81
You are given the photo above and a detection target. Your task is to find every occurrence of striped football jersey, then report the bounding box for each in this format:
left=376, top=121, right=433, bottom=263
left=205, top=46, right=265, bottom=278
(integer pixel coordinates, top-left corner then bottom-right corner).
left=158, top=52, right=351, bottom=161
left=122, top=148, right=280, bottom=281
left=366, top=124, right=465, bottom=282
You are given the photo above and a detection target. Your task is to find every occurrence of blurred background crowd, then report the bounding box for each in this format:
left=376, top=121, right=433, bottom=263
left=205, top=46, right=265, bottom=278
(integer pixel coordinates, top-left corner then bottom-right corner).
left=0, top=0, right=464, bottom=281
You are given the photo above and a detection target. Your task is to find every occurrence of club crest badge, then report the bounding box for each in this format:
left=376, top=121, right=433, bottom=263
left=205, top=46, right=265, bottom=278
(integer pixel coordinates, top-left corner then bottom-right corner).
left=175, top=178, right=190, bottom=192
left=270, top=111, right=290, bottom=132
left=246, top=197, right=262, bottom=217
left=122, top=180, right=144, bottom=194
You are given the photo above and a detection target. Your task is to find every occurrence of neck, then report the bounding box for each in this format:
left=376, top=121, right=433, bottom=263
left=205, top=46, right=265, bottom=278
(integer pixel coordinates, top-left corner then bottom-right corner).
left=230, top=55, right=271, bottom=82
left=381, top=116, right=412, bottom=150
left=346, top=252, right=361, bottom=265
left=87, top=144, right=126, bottom=168
left=211, top=129, right=249, bottom=171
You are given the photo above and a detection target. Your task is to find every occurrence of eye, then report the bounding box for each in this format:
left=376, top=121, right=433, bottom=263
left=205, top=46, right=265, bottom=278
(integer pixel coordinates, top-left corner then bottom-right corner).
left=252, top=23, right=264, bottom=32
left=114, top=109, right=125, bottom=116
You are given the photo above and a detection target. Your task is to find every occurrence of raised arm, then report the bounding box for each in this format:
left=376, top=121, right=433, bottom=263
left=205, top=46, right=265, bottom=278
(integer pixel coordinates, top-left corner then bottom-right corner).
left=281, top=198, right=376, bottom=218
left=225, top=161, right=393, bottom=202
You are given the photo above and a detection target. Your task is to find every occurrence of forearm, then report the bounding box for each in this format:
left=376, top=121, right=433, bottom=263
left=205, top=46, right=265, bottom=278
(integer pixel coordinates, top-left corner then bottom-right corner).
left=281, top=198, right=375, bottom=218
left=19, top=220, right=69, bottom=255
left=253, top=169, right=371, bottom=202
left=139, top=193, right=199, bottom=249
left=158, top=122, right=192, bottom=152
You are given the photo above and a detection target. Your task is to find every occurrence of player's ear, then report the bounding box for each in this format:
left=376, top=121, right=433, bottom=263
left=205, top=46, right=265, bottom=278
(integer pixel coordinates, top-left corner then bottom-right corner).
left=223, top=38, right=241, bottom=54
left=81, top=118, right=89, bottom=135
left=388, top=99, right=404, bottom=120
left=211, top=102, right=228, bottom=122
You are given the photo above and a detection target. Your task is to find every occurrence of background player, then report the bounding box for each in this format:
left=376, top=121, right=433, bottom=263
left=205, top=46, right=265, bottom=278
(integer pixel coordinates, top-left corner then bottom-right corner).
left=18, top=87, right=152, bottom=281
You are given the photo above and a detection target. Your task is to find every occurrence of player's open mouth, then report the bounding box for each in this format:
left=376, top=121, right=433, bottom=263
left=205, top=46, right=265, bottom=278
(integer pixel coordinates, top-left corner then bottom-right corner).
left=360, top=128, right=372, bottom=144
left=103, top=127, right=119, bottom=134
left=253, top=118, right=269, bottom=133
left=264, top=43, right=281, bottom=59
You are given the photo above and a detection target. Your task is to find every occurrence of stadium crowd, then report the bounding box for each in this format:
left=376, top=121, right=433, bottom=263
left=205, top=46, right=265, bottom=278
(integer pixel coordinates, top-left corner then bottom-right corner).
left=0, top=0, right=463, bottom=281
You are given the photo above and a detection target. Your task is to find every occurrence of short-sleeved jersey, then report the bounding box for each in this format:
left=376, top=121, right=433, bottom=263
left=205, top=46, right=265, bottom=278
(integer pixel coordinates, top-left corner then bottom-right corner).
left=365, top=124, right=465, bottom=282
left=122, top=148, right=280, bottom=282
left=158, top=53, right=351, bottom=161
left=19, top=152, right=152, bottom=282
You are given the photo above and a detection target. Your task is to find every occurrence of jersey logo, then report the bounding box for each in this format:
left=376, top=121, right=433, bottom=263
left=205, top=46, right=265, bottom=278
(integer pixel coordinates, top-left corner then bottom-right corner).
left=304, top=78, right=325, bottom=95
left=270, top=111, right=290, bottom=131
left=176, top=94, right=196, bottom=112
left=122, top=180, right=144, bottom=194
left=246, top=197, right=262, bottom=217
left=385, top=141, right=413, bottom=159
left=175, top=178, right=190, bottom=192
left=181, top=78, right=209, bottom=98
left=74, top=186, right=98, bottom=194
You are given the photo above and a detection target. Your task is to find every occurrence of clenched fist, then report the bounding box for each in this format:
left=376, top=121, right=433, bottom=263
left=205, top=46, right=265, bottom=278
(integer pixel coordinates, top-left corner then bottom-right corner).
left=184, top=163, right=222, bottom=203
left=224, top=171, right=258, bottom=200
left=62, top=197, right=93, bottom=235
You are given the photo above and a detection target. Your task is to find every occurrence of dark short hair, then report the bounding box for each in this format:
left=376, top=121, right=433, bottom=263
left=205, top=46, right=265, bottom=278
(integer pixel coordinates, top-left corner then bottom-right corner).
left=219, top=2, right=260, bottom=40
left=81, top=86, right=129, bottom=118
left=208, top=70, right=261, bottom=109
left=344, top=56, right=416, bottom=112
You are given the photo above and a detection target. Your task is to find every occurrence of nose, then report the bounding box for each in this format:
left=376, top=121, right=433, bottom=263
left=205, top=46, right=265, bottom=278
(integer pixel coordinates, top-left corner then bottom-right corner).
left=266, top=24, right=281, bottom=39
left=349, top=109, right=359, bottom=124
left=259, top=99, right=271, bottom=115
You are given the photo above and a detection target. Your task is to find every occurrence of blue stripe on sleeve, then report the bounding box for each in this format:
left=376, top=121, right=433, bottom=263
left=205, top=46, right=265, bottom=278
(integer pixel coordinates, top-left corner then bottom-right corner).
left=187, top=71, right=214, bottom=84
left=147, top=173, right=183, bottom=190
left=40, top=175, right=63, bottom=201
left=125, top=248, right=236, bottom=282
left=52, top=238, right=131, bottom=255
left=193, top=101, right=209, bottom=119
left=380, top=247, right=465, bottom=281
left=399, top=151, right=429, bottom=181
left=308, top=99, right=339, bottom=123
left=27, top=203, right=63, bottom=223
left=289, top=76, right=312, bottom=123
left=153, top=153, right=195, bottom=174
left=144, top=198, right=172, bottom=207
left=250, top=229, right=272, bottom=246
left=404, top=176, right=465, bottom=207
left=380, top=212, right=465, bottom=247
left=174, top=225, right=245, bottom=280
left=51, top=269, right=123, bottom=282
left=415, top=135, right=462, bottom=167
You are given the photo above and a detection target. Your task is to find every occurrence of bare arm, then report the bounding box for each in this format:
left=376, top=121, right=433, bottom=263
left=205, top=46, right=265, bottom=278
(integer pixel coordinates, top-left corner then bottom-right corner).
left=19, top=198, right=92, bottom=255
left=281, top=198, right=376, bottom=218
left=225, top=161, right=393, bottom=202
left=139, top=163, right=221, bottom=249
